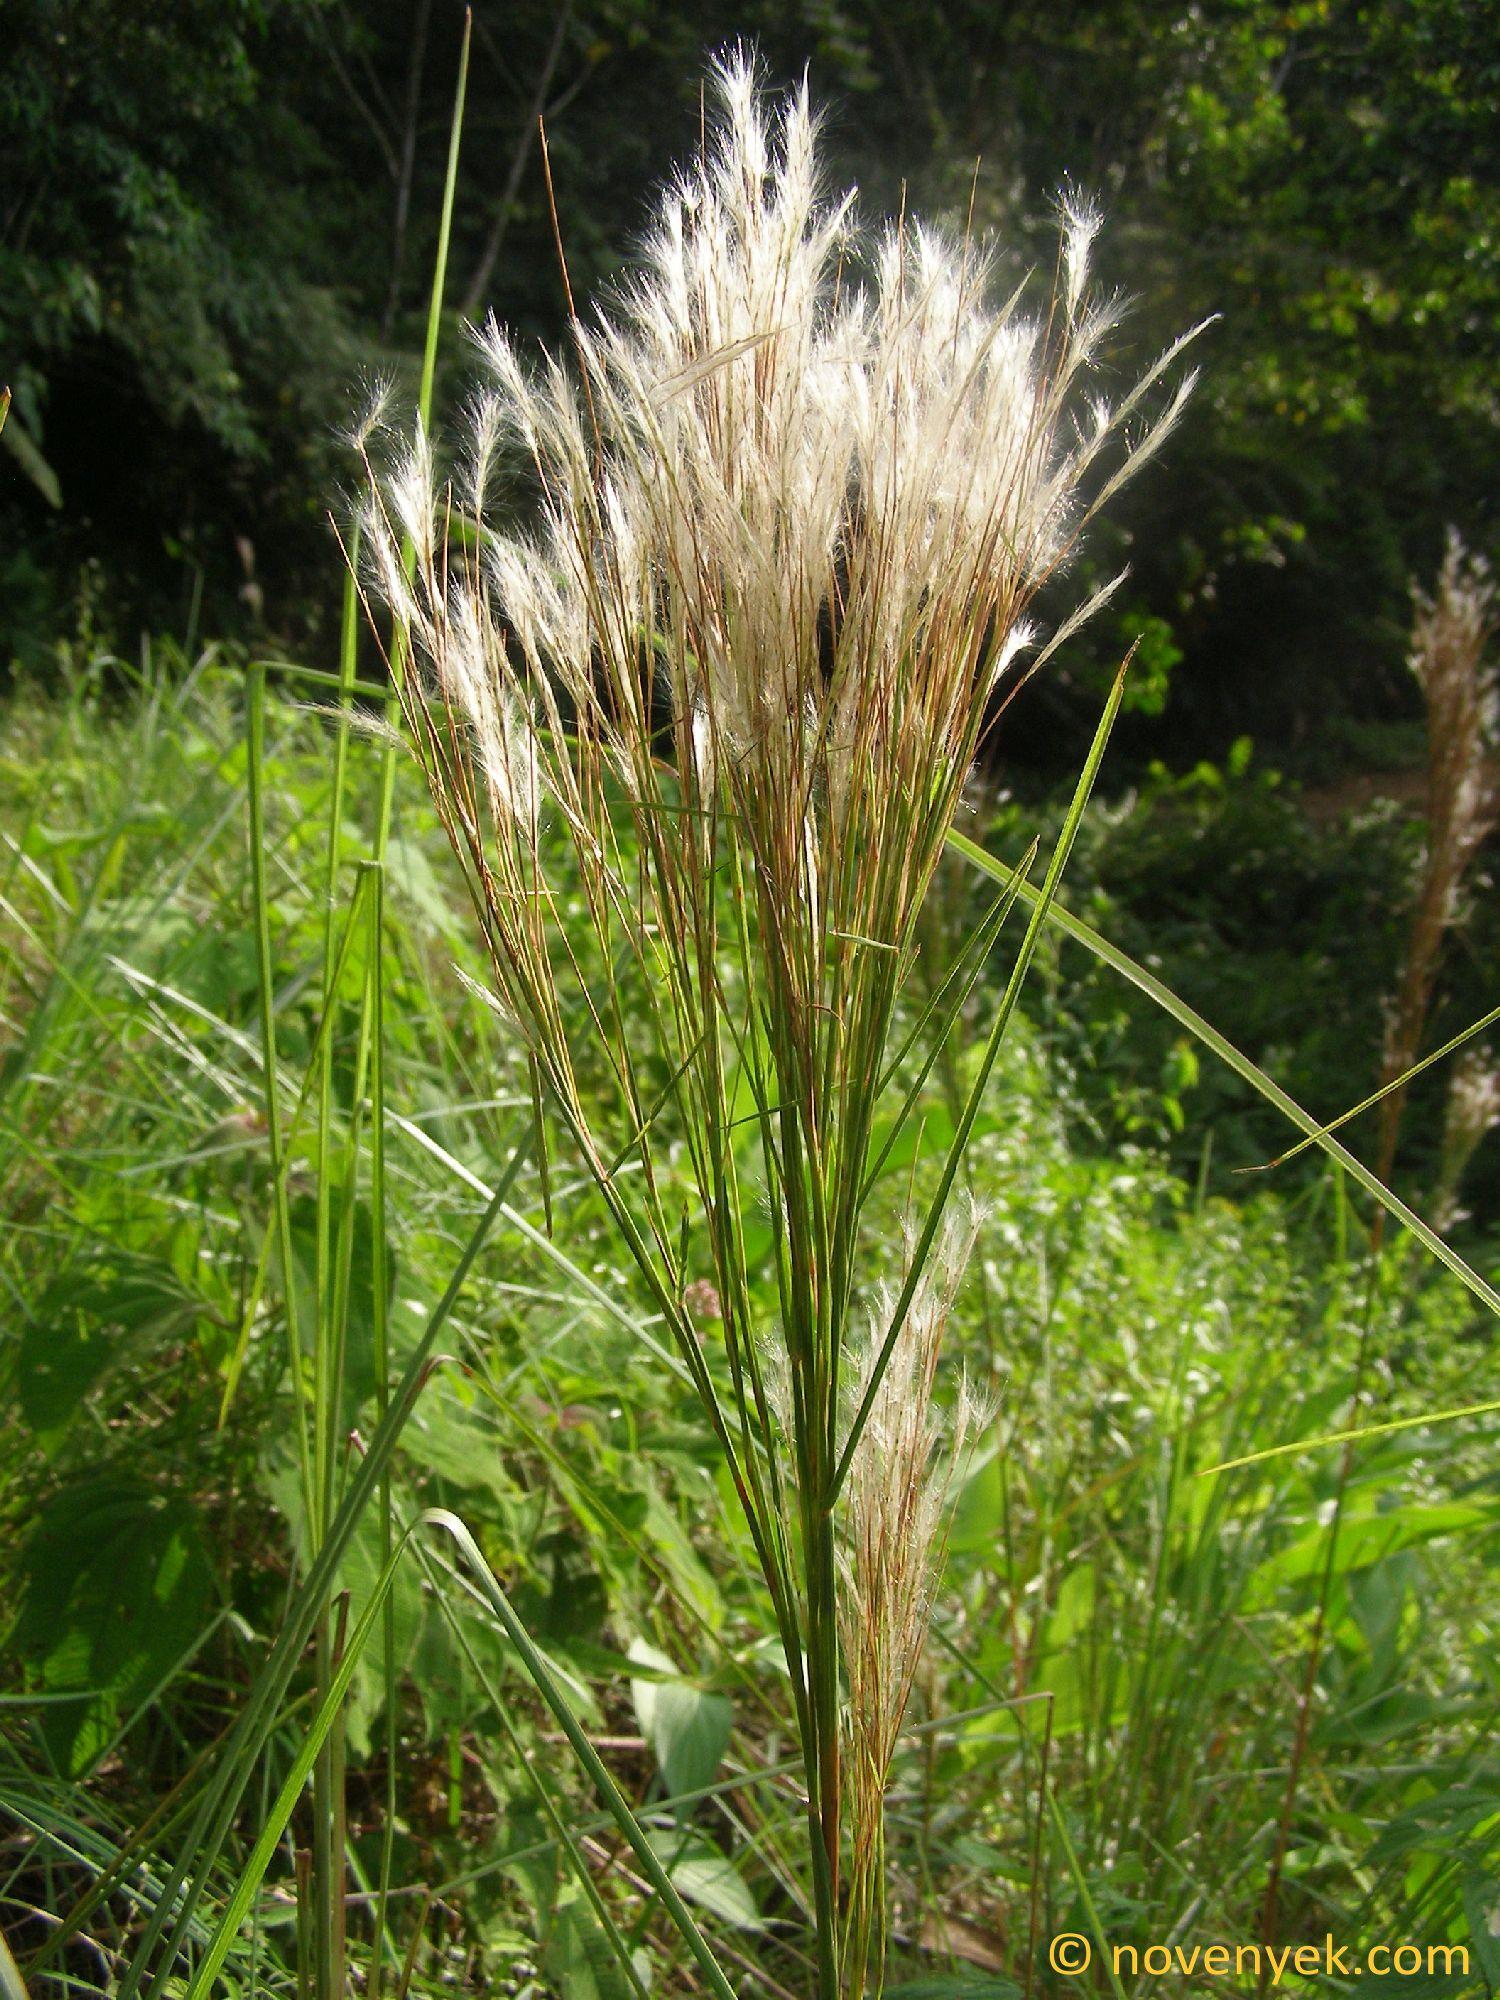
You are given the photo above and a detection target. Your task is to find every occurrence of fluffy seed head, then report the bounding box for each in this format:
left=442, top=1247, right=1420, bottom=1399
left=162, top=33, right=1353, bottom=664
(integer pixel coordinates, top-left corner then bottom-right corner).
left=361, top=52, right=1204, bottom=980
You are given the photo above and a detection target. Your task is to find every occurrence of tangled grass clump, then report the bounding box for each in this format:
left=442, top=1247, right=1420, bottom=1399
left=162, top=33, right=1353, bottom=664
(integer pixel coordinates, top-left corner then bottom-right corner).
left=360, top=51, right=1202, bottom=1995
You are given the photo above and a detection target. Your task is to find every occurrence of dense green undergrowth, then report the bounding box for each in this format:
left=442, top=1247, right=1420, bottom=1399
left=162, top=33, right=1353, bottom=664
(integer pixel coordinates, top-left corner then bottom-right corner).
left=2, top=650, right=1497, bottom=1997
left=981, top=753, right=1500, bottom=1233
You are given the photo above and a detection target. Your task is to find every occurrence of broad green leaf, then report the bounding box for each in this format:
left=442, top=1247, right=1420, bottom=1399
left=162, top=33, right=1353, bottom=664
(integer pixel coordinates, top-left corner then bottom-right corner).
left=629, top=1641, right=734, bottom=1803
left=1045, top=1562, right=1098, bottom=1652
left=646, top=1831, right=762, bottom=1932
left=640, top=1483, right=723, bottom=1629
left=948, top=1444, right=1005, bottom=1556
left=19, top=1312, right=111, bottom=1441
left=20, top=1255, right=205, bottom=1440
left=1249, top=1501, right=1497, bottom=1599
left=542, top=1900, right=642, bottom=2000
left=513, top=1529, right=609, bottom=1645
left=10, top=1477, right=212, bottom=1776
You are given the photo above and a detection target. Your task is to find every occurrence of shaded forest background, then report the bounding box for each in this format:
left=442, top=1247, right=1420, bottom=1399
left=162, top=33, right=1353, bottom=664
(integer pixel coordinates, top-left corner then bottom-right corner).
left=3, top=0, right=1495, bottom=775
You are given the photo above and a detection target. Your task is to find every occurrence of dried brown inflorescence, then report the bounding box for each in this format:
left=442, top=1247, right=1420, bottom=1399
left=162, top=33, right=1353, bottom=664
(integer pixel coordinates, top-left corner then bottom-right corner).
left=1376, top=531, right=1497, bottom=1192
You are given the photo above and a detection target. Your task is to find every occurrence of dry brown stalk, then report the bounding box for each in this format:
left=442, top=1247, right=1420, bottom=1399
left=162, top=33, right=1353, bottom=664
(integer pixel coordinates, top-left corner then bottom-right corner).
left=1375, top=530, right=1497, bottom=1191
